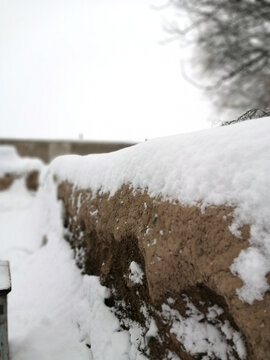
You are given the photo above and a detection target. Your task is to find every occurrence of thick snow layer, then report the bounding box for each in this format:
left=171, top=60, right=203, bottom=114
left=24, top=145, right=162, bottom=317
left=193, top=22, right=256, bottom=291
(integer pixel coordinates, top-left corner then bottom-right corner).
left=50, top=118, right=270, bottom=304
left=0, top=145, right=43, bottom=176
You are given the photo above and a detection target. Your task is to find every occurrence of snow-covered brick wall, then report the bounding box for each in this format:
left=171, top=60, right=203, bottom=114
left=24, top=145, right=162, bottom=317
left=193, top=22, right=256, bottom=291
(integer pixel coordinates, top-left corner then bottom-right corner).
left=51, top=117, right=270, bottom=305
left=50, top=117, right=270, bottom=360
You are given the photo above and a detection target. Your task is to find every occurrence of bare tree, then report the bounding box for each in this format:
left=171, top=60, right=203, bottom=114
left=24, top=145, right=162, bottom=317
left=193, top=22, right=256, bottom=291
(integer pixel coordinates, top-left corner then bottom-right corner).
left=169, top=0, right=270, bottom=121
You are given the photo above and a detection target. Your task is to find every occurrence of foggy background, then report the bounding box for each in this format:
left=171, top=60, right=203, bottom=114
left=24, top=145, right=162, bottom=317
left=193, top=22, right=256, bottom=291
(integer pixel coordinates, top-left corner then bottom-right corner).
left=0, top=0, right=211, bottom=142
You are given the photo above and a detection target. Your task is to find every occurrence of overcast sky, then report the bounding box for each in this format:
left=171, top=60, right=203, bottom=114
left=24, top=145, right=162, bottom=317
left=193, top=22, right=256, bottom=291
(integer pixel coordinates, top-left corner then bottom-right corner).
left=0, top=0, right=211, bottom=142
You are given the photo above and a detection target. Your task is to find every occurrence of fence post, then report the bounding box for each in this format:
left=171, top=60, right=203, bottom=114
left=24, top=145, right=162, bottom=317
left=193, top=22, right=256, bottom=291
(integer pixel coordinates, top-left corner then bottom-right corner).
left=0, top=261, right=11, bottom=360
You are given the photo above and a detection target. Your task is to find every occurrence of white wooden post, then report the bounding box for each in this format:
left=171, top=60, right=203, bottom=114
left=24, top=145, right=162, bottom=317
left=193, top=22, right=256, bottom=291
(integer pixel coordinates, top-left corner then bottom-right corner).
left=0, top=261, right=11, bottom=360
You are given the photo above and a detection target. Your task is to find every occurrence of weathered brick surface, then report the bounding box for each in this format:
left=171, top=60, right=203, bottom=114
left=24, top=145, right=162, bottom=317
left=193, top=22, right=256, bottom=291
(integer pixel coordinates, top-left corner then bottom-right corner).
left=58, top=182, right=270, bottom=359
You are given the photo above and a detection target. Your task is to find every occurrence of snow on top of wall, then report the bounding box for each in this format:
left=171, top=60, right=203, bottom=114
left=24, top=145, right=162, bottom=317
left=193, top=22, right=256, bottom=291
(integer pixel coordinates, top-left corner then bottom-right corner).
left=49, top=117, right=270, bottom=304
left=0, top=145, right=43, bottom=176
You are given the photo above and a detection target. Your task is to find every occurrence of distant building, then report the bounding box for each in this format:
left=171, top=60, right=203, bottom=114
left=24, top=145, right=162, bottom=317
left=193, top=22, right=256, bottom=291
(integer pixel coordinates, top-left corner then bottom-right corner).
left=0, top=139, right=136, bottom=163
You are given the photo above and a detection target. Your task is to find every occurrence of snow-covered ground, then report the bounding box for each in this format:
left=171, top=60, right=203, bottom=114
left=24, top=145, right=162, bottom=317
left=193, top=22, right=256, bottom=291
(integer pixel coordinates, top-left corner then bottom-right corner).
left=0, top=179, right=88, bottom=359
left=0, top=117, right=270, bottom=359
left=0, top=176, right=148, bottom=360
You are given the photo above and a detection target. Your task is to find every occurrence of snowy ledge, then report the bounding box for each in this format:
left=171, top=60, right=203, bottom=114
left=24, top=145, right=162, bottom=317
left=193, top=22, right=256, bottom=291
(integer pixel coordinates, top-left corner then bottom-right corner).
left=50, top=118, right=270, bottom=304
left=0, top=145, right=43, bottom=177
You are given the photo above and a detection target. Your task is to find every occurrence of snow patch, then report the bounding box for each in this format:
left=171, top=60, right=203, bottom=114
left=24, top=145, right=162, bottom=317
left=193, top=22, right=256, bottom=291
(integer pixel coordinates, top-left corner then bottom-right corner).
left=161, top=297, right=246, bottom=360
left=129, top=261, right=144, bottom=285
left=230, top=247, right=270, bottom=304
left=90, top=209, right=99, bottom=216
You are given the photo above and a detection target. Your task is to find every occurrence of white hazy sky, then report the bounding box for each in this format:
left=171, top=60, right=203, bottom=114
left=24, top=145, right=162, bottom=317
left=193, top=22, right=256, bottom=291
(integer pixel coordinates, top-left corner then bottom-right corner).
left=0, top=0, right=211, bottom=142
